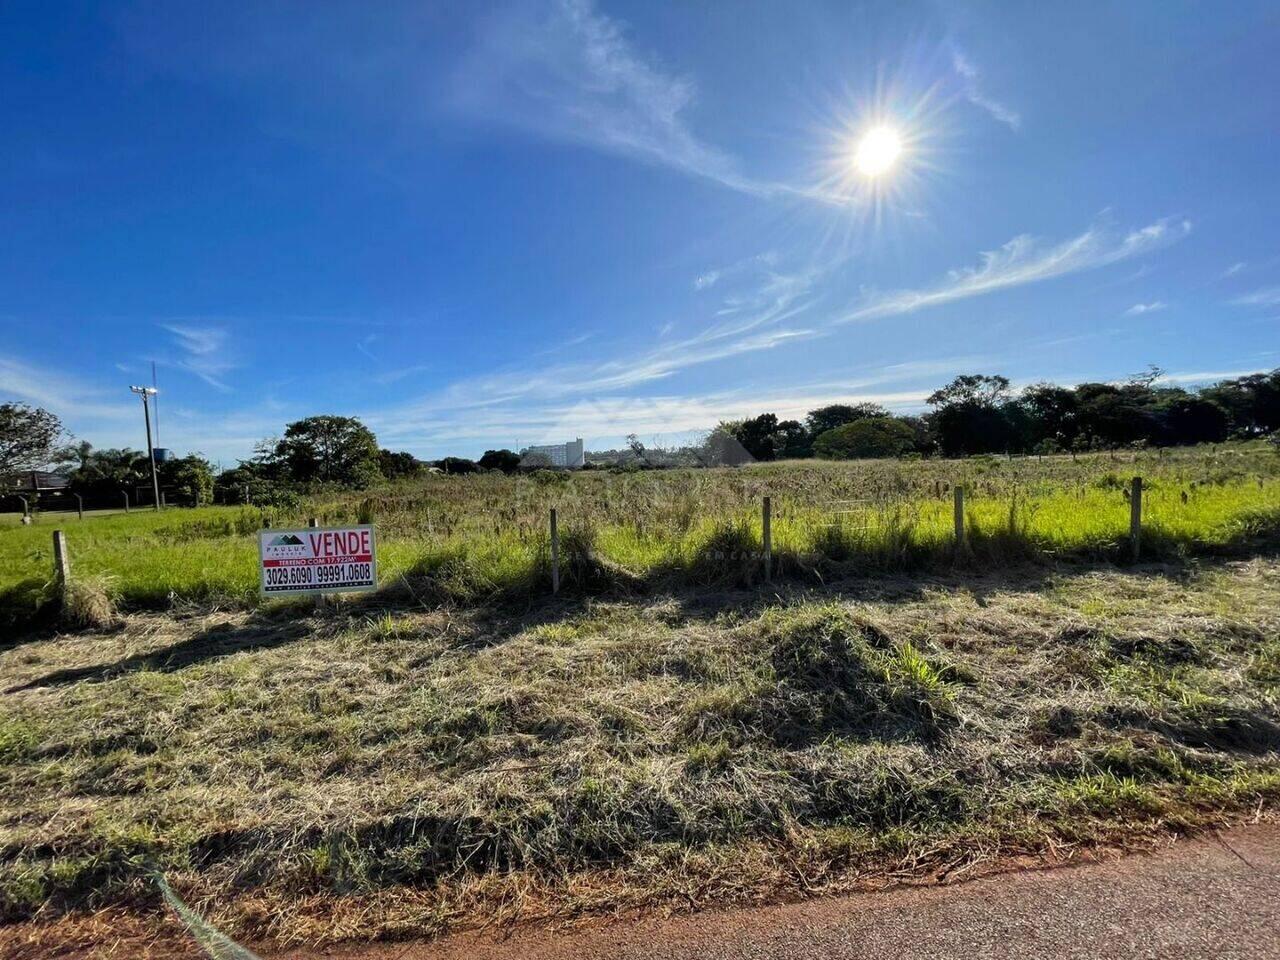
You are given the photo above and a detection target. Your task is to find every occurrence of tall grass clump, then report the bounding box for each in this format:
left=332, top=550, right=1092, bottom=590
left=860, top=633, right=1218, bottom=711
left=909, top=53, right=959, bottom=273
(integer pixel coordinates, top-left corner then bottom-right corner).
left=60, top=577, right=117, bottom=629
left=679, top=518, right=765, bottom=586
left=761, top=605, right=957, bottom=742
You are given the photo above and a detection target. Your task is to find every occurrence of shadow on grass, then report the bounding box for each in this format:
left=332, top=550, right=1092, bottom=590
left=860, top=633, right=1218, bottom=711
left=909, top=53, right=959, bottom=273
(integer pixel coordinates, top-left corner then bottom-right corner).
left=5, top=613, right=313, bottom=693
left=1100, top=704, right=1280, bottom=757
left=4, top=507, right=1278, bottom=645
left=372, top=505, right=1280, bottom=614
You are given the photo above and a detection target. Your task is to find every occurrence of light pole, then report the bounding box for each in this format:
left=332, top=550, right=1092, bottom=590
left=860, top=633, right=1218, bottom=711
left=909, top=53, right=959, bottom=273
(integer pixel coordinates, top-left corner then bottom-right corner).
left=130, top=386, right=161, bottom=511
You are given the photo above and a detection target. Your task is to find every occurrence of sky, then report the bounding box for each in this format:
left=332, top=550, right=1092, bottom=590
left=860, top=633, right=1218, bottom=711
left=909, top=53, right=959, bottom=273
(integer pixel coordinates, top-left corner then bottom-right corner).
left=1, top=0, right=1278, bottom=466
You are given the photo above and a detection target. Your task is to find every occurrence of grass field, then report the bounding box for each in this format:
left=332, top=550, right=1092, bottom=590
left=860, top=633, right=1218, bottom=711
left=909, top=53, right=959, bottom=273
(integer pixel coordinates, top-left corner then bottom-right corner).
left=3, top=443, right=1278, bottom=629
left=1, top=443, right=1278, bottom=951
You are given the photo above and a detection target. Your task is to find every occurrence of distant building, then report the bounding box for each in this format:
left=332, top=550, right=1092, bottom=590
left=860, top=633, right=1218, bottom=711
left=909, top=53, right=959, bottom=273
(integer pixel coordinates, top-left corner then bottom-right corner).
left=521, top=438, right=585, bottom=469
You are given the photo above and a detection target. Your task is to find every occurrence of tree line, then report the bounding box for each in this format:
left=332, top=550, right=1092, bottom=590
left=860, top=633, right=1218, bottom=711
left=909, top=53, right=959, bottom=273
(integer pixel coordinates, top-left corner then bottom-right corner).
left=708, top=368, right=1279, bottom=462
left=2, top=368, right=1276, bottom=506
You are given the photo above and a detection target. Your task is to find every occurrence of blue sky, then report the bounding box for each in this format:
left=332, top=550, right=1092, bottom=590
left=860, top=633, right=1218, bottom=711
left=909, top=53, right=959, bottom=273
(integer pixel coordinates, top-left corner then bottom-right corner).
left=1, top=0, right=1277, bottom=465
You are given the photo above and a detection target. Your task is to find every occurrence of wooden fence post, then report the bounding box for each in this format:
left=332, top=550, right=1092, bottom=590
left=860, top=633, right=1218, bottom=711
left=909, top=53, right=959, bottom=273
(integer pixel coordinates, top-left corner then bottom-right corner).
left=953, top=485, right=966, bottom=547
left=550, top=508, right=560, bottom=595
left=1129, top=476, right=1143, bottom=561
left=762, top=496, right=773, bottom=583
left=123, top=491, right=130, bottom=513
left=75, top=494, right=84, bottom=520
left=52, top=530, right=70, bottom=594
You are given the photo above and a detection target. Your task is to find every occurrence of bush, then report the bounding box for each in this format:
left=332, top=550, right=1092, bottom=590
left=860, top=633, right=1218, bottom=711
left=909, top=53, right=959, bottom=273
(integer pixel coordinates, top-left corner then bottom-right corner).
left=435, top=457, right=479, bottom=475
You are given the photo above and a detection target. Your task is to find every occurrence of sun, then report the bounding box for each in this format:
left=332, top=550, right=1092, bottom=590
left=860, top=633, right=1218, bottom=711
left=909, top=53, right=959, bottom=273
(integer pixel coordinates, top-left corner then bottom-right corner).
left=852, top=125, right=903, bottom=177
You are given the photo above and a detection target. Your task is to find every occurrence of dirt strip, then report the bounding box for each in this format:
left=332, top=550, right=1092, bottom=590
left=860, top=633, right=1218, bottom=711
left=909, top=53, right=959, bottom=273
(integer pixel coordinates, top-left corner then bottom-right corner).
left=275, top=824, right=1280, bottom=960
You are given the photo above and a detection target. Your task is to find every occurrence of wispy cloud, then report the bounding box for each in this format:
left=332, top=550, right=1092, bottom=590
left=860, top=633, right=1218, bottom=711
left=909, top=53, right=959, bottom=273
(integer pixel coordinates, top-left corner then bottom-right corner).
left=1125, top=301, right=1167, bottom=315
left=372, top=259, right=827, bottom=433
left=452, top=0, right=842, bottom=204
left=1232, top=287, right=1280, bottom=307
left=356, top=334, right=378, bottom=362
left=0, top=354, right=133, bottom=422
left=367, top=348, right=1017, bottom=454
left=160, top=323, right=237, bottom=390
left=369, top=376, right=943, bottom=452
left=1223, top=261, right=1247, bottom=277
left=365, top=213, right=1192, bottom=454
left=374, top=363, right=434, bottom=386
left=1159, top=369, right=1264, bottom=385
left=836, top=216, right=1192, bottom=324
left=950, top=46, right=1020, bottom=130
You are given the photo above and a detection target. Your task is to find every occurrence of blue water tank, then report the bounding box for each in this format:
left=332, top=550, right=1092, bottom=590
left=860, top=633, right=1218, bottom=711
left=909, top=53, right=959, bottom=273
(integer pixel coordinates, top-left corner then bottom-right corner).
left=153, top=448, right=174, bottom=462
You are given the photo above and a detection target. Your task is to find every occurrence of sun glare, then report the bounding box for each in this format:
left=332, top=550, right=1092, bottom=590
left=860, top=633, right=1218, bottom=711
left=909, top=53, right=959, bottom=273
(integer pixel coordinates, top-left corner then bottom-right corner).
left=852, top=125, right=902, bottom=177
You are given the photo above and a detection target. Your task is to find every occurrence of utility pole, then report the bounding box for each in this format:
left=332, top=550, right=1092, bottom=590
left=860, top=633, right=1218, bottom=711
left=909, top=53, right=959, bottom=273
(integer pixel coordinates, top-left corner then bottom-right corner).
left=152, top=360, right=161, bottom=447
left=130, top=386, right=161, bottom=511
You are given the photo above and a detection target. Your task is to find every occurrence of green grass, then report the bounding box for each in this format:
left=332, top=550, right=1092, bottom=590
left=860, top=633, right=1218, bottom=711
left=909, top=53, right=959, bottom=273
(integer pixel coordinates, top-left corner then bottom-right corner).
left=3, top=443, right=1278, bottom=628
left=1, top=555, right=1278, bottom=946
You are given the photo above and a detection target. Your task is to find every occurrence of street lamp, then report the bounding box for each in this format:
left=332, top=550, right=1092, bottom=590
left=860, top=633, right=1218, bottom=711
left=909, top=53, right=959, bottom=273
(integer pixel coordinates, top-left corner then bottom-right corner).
left=130, top=385, right=161, bottom=511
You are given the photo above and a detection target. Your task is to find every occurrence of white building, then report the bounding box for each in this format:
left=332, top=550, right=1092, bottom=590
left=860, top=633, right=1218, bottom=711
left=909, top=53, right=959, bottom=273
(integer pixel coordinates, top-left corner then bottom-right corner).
left=521, top=438, right=585, bottom=469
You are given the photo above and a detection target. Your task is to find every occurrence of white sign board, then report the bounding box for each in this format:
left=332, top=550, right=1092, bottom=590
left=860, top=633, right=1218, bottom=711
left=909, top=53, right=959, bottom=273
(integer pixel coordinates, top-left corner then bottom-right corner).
left=258, top=525, right=377, bottom=596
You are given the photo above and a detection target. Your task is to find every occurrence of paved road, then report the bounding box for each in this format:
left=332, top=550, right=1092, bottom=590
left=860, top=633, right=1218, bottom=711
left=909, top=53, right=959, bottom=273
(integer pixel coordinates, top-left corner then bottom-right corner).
left=288, top=824, right=1280, bottom=960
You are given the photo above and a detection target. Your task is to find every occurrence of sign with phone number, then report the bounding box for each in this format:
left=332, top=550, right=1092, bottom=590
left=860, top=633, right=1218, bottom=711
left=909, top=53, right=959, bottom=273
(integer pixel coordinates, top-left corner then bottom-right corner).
left=258, top=525, right=377, bottom=596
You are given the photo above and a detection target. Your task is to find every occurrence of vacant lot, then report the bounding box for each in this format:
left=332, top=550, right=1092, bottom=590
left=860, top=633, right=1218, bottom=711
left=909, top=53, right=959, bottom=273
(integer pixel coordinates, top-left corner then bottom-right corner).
left=3, top=444, right=1278, bottom=627
left=1, top=446, right=1278, bottom=951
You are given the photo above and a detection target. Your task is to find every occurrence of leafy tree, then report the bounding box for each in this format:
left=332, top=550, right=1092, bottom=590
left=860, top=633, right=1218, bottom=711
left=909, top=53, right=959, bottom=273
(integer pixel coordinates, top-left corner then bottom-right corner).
left=55, top=439, right=95, bottom=475
left=926, top=374, right=1014, bottom=456
left=1018, top=384, right=1079, bottom=448
left=0, top=403, right=65, bottom=477
left=1074, top=383, right=1160, bottom=447
left=775, top=419, right=812, bottom=459
left=215, top=465, right=262, bottom=504
left=245, top=437, right=289, bottom=482
left=926, top=374, right=1011, bottom=408
left=378, top=449, right=424, bottom=480
left=898, top=415, right=933, bottom=455
left=733, top=413, right=781, bottom=461
left=813, top=418, right=918, bottom=459
left=274, top=415, right=381, bottom=487
left=1202, top=370, right=1280, bottom=436
left=478, top=449, right=521, bottom=474
left=726, top=414, right=812, bottom=461
left=66, top=447, right=148, bottom=500
left=158, top=454, right=214, bottom=506
left=1159, top=394, right=1230, bottom=445
left=804, top=403, right=888, bottom=437
left=213, top=462, right=300, bottom=507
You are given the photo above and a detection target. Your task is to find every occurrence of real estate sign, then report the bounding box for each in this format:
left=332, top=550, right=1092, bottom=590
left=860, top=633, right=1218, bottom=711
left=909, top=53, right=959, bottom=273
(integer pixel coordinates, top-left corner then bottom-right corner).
left=259, top=525, right=377, bottom=596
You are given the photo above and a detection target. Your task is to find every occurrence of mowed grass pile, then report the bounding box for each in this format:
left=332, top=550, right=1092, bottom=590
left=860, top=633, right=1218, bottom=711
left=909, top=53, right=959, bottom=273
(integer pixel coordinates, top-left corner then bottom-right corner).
left=2, top=443, right=1278, bottom=627
left=1, top=559, right=1279, bottom=944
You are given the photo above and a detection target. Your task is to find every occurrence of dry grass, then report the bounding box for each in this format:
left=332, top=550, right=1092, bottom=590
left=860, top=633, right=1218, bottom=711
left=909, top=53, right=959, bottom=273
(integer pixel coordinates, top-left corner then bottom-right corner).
left=1, top=555, right=1278, bottom=948
left=59, top=577, right=118, bottom=630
